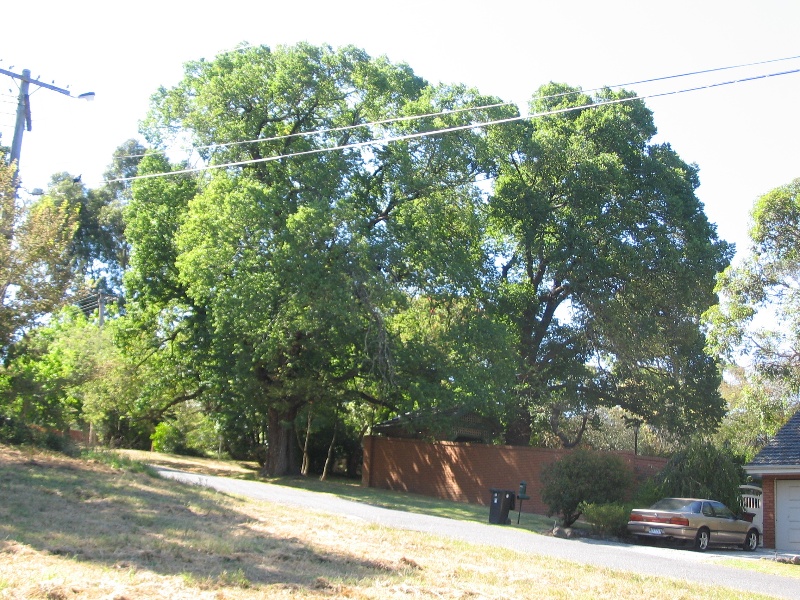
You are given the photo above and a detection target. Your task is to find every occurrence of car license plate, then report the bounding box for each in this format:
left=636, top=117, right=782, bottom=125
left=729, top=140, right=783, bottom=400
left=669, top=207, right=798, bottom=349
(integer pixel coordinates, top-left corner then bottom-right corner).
left=648, top=527, right=663, bottom=535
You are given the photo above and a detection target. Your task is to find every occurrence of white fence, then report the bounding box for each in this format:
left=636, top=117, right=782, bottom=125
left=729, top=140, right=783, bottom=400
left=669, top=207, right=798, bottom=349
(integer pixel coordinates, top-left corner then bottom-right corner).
left=740, top=484, right=764, bottom=544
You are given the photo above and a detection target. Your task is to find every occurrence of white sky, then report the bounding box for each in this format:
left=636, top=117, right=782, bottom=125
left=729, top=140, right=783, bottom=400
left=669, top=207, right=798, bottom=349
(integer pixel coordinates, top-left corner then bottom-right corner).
left=2, top=0, right=799, bottom=261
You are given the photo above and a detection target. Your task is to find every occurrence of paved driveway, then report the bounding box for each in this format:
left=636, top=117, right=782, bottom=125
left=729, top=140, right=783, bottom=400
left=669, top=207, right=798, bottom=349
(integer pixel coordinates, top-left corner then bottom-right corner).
left=153, top=467, right=799, bottom=599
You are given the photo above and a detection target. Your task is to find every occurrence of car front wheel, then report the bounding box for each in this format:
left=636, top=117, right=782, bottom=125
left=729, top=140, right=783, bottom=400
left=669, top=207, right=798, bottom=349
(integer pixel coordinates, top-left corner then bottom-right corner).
left=743, top=529, right=759, bottom=551
left=694, top=528, right=710, bottom=551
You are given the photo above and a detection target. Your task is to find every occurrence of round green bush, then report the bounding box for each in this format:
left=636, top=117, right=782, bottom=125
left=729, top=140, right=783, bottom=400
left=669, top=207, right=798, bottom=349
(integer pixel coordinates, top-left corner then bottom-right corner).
left=540, top=449, right=632, bottom=527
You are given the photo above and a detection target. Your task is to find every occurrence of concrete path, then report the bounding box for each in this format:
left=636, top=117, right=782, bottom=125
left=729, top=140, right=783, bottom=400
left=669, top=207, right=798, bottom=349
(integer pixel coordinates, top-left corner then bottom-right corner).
left=153, top=467, right=800, bottom=599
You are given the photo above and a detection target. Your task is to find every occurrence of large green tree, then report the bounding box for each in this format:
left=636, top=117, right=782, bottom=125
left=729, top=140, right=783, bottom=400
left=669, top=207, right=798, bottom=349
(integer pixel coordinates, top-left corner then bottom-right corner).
left=706, top=178, right=800, bottom=432
left=0, top=153, right=80, bottom=352
left=488, top=84, right=733, bottom=446
left=133, top=43, right=511, bottom=474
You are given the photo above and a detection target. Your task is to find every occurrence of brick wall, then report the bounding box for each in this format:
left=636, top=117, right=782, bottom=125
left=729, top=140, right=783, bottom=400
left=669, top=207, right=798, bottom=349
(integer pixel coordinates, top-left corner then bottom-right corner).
left=68, top=429, right=90, bottom=444
left=362, top=436, right=667, bottom=514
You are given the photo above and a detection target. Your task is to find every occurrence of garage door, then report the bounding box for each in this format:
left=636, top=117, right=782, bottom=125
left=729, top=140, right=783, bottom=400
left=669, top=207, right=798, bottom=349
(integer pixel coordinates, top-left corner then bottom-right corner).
left=776, top=480, right=800, bottom=552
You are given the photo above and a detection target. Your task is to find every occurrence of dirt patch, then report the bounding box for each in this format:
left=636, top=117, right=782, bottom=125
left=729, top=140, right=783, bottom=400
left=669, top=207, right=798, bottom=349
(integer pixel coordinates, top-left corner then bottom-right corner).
left=0, top=444, right=112, bottom=473
left=115, top=449, right=261, bottom=478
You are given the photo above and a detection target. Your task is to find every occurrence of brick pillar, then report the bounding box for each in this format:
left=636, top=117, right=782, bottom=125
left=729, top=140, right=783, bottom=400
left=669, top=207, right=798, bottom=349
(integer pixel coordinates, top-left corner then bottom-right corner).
left=361, top=435, right=375, bottom=488
left=762, top=476, right=776, bottom=549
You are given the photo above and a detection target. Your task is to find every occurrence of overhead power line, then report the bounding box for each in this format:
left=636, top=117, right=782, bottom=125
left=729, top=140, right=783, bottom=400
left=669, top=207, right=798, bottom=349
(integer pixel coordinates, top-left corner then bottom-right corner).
left=106, top=65, right=800, bottom=185
left=587, top=53, right=800, bottom=94
left=118, top=100, right=516, bottom=160
left=112, top=53, right=800, bottom=163
left=74, top=292, right=118, bottom=327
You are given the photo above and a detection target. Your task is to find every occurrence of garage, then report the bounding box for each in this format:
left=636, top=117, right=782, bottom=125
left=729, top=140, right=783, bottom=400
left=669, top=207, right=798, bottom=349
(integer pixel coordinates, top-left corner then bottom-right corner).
left=745, top=409, right=800, bottom=550
left=776, top=480, right=800, bottom=552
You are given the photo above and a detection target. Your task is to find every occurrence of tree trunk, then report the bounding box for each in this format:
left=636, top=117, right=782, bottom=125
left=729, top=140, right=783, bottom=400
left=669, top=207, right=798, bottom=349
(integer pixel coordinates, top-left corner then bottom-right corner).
left=549, top=408, right=590, bottom=449
left=264, top=405, right=301, bottom=476
left=301, top=406, right=313, bottom=476
left=320, top=418, right=338, bottom=481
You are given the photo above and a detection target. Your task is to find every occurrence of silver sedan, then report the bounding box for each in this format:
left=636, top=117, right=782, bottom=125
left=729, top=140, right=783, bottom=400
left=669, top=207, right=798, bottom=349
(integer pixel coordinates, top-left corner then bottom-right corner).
left=627, top=498, right=760, bottom=551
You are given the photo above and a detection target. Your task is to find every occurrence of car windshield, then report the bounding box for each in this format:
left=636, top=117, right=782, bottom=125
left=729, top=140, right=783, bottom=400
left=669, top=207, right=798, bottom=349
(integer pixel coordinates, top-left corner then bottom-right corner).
left=649, top=499, right=701, bottom=513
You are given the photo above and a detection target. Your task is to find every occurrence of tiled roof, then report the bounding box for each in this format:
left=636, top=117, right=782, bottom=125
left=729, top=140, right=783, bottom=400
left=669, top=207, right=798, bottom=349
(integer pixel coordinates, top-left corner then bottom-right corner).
left=748, top=409, right=800, bottom=467
left=371, top=407, right=500, bottom=443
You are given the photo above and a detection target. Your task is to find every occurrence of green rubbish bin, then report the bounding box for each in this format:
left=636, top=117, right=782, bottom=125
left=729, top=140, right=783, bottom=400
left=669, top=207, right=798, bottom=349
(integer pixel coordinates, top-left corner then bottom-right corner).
left=489, top=488, right=516, bottom=524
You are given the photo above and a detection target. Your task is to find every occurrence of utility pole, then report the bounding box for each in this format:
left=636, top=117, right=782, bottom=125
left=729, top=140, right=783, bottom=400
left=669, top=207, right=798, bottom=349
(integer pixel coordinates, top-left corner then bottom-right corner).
left=9, top=69, right=31, bottom=171
left=98, top=292, right=104, bottom=328
left=0, top=66, right=94, bottom=178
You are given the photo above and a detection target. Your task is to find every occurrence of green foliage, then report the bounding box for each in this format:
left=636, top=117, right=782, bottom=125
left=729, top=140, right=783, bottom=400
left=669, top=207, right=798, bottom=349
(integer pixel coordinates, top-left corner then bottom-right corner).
left=387, top=296, right=516, bottom=424
left=150, top=404, right=218, bottom=457
left=135, top=42, right=514, bottom=475
left=648, top=439, right=744, bottom=511
left=38, top=429, right=78, bottom=454
left=0, top=304, right=158, bottom=449
left=150, top=421, right=184, bottom=454
left=1, top=307, right=99, bottom=430
left=577, top=407, right=681, bottom=457
left=0, top=416, right=34, bottom=445
left=0, top=416, right=77, bottom=455
left=631, top=475, right=665, bottom=508
left=713, top=367, right=797, bottom=463
left=706, top=178, right=800, bottom=453
left=578, top=502, right=631, bottom=537
left=67, top=140, right=145, bottom=292
left=0, top=45, right=734, bottom=470
left=81, top=449, right=158, bottom=475
left=0, top=143, right=150, bottom=447
left=540, top=449, right=631, bottom=527
left=489, top=84, right=732, bottom=445
left=0, top=155, right=81, bottom=352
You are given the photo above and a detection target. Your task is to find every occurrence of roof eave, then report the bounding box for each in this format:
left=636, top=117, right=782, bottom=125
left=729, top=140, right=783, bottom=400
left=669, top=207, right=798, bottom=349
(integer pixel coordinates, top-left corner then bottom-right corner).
left=745, top=463, right=800, bottom=476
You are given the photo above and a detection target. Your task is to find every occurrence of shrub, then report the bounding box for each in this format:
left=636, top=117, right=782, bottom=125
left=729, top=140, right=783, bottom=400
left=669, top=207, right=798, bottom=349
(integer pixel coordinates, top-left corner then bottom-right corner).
left=652, top=438, right=744, bottom=512
left=631, top=475, right=664, bottom=508
left=151, top=420, right=206, bottom=457
left=579, top=502, right=631, bottom=537
left=81, top=449, right=158, bottom=476
left=150, top=421, right=186, bottom=454
left=40, top=429, right=78, bottom=455
left=0, top=416, right=34, bottom=445
left=540, top=449, right=632, bottom=527
left=0, top=417, right=77, bottom=455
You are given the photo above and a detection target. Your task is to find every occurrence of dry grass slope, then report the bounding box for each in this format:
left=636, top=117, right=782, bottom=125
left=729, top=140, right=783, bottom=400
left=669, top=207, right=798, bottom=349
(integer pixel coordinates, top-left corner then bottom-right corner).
left=0, top=444, right=782, bottom=599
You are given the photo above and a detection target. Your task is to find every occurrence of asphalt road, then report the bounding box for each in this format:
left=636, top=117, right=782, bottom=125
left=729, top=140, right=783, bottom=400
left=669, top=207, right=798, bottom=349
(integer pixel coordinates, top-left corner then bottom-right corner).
left=153, top=467, right=800, bottom=599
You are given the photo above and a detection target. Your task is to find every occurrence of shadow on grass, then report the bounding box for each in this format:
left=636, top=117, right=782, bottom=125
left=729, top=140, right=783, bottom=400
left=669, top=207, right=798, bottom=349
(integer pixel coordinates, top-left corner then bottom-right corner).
left=120, top=448, right=557, bottom=534
left=261, top=474, right=557, bottom=534
left=0, top=448, right=410, bottom=591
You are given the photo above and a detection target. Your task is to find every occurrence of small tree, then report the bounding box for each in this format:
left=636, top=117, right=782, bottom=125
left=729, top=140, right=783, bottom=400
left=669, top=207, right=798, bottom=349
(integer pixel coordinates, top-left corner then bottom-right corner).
left=540, top=449, right=631, bottom=527
left=651, top=439, right=744, bottom=512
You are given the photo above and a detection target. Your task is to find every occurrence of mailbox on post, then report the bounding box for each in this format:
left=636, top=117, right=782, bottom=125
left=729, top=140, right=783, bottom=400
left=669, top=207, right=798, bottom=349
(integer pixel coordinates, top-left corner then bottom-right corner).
left=516, top=481, right=530, bottom=524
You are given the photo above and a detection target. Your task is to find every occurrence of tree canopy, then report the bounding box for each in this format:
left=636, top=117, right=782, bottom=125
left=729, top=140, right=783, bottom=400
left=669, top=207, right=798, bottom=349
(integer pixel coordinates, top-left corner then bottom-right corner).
left=489, top=84, right=732, bottom=445
left=132, top=43, right=515, bottom=473
left=0, top=154, right=80, bottom=352
left=706, top=178, right=800, bottom=434
left=1, top=44, right=736, bottom=475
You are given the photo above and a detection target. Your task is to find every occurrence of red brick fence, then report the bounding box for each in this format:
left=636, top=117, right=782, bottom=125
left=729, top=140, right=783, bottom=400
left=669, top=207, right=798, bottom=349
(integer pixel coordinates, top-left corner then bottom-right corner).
left=362, top=435, right=667, bottom=514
